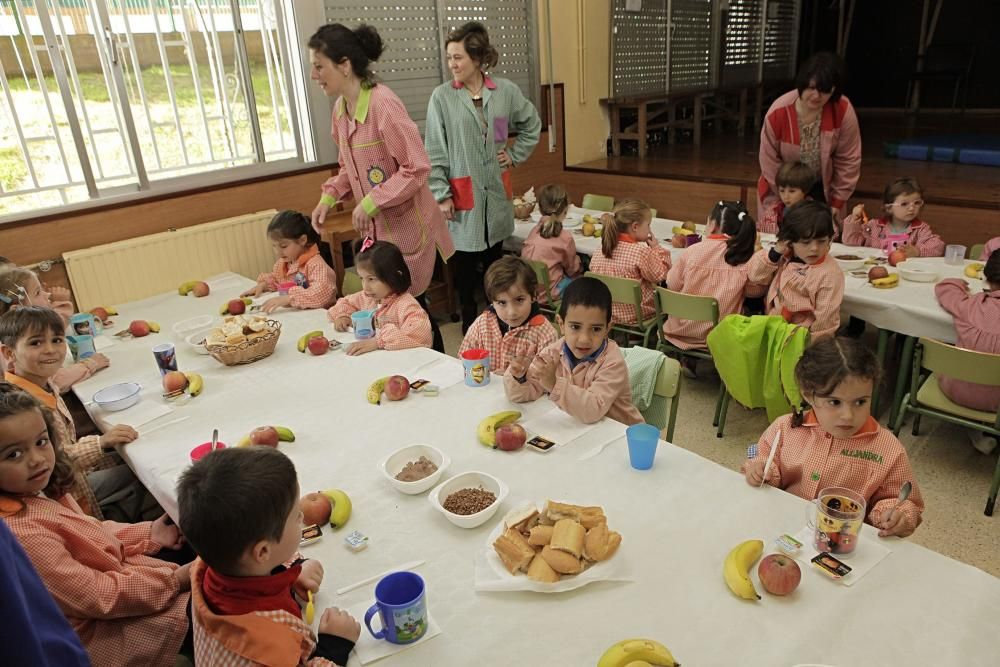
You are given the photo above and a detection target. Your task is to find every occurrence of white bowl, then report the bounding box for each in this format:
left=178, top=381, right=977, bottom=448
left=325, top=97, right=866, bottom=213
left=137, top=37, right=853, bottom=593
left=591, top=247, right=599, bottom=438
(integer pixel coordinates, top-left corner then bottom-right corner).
left=379, top=444, right=450, bottom=495
left=897, top=261, right=939, bottom=282
left=185, top=328, right=213, bottom=355
left=833, top=254, right=866, bottom=271
left=429, top=471, right=508, bottom=529
left=93, top=382, right=141, bottom=412
left=172, top=315, right=214, bottom=336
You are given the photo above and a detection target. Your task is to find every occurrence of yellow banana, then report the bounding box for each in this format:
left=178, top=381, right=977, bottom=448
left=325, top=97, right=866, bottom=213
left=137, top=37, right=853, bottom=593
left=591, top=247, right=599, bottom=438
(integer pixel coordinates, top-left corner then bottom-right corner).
left=322, top=489, right=352, bottom=529
left=476, top=410, right=522, bottom=447
left=871, top=274, right=900, bottom=289
left=147, top=321, right=161, bottom=333
left=671, top=226, right=695, bottom=236
left=597, top=639, right=679, bottom=667
left=297, top=330, right=324, bottom=353
left=105, top=306, right=118, bottom=315
left=367, top=376, right=389, bottom=405
left=723, top=539, right=763, bottom=600
left=236, top=435, right=252, bottom=447
left=274, top=426, right=295, bottom=442
left=177, top=280, right=198, bottom=295
left=184, top=373, right=203, bottom=397
left=965, top=262, right=984, bottom=279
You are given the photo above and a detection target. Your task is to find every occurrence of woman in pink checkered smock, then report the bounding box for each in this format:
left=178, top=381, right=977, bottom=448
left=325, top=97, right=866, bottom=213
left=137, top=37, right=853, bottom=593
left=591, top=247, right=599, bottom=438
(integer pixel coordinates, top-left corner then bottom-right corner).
left=307, top=24, right=454, bottom=351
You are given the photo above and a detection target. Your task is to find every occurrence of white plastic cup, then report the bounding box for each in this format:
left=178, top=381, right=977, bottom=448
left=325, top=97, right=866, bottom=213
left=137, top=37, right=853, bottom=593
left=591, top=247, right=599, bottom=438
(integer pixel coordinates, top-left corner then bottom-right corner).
left=945, top=244, right=967, bottom=265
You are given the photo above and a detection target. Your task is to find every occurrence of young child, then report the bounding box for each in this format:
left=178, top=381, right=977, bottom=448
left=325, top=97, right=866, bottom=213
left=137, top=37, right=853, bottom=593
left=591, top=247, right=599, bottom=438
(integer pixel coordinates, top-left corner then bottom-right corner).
left=243, top=210, right=338, bottom=314
left=0, top=384, right=191, bottom=666
left=664, top=202, right=771, bottom=370
left=328, top=240, right=432, bottom=356
left=520, top=184, right=582, bottom=303
left=0, top=268, right=109, bottom=393
left=842, top=177, right=945, bottom=257
left=743, top=336, right=925, bottom=538
left=934, top=249, right=1000, bottom=454
left=460, top=256, right=557, bottom=374
left=980, top=236, right=1000, bottom=261
left=747, top=200, right=845, bottom=339
left=757, top=161, right=816, bottom=234
left=504, top=276, right=644, bottom=425
left=178, top=447, right=359, bottom=666
left=589, top=198, right=670, bottom=325
left=1, top=307, right=137, bottom=520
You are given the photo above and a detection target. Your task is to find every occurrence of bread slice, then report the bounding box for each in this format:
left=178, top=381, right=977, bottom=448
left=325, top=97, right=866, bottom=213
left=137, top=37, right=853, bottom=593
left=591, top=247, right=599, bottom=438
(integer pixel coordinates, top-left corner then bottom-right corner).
left=540, top=545, right=583, bottom=574
left=577, top=506, right=606, bottom=530
left=550, top=519, right=585, bottom=559
left=544, top=500, right=582, bottom=523
left=526, top=554, right=560, bottom=583
left=584, top=522, right=622, bottom=562
left=493, top=527, right=535, bottom=574
left=527, top=524, right=554, bottom=546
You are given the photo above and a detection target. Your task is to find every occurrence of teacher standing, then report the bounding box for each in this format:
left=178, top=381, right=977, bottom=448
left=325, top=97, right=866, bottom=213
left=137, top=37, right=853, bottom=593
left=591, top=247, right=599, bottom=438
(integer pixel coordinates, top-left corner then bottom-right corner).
left=309, top=24, right=454, bottom=351
left=758, top=52, right=861, bottom=232
left=424, top=22, right=541, bottom=332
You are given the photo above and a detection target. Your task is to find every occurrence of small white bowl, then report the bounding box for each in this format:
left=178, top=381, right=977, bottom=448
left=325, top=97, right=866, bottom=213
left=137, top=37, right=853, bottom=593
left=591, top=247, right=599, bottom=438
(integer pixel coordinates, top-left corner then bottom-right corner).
left=185, top=328, right=213, bottom=355
left=93, top=382, right=141, bottom=412
left=429, top=471, right=508, bottom=529
left=172, top=315, right=214, bottom=336
left=379, top=444, right=450, bottom=495
left=834, top=254, right=866, bottom=271
left=897, top=261, right=939, bottom=282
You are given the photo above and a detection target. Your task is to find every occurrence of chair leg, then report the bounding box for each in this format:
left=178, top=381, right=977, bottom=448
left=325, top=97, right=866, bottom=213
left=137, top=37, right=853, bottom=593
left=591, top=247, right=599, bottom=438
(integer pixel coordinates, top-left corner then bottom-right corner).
left=986, top=451, right=1000, bottom=516
left=716, top=390, right=730, bottom=438
left=712, top=382, right=726, bottom=426
left=911, top=413, right=922, bottom=436
left=892, top=396, right=910, bottom=436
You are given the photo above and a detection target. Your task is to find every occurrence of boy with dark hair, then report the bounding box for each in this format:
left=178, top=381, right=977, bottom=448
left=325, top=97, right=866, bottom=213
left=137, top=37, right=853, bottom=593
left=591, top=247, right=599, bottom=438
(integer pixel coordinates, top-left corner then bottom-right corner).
left=758, top=160, right=818, bottom=234
left=178, top=446, right=359, bottom=666
left=504, top=276, right=643, bottom=425
left=460, top=255, right=557, bottom=374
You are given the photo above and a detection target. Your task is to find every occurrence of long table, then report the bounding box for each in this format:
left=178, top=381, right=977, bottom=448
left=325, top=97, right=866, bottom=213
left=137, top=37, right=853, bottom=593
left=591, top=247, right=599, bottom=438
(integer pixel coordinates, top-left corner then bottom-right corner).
left=71, top=274, right=999, bottom=665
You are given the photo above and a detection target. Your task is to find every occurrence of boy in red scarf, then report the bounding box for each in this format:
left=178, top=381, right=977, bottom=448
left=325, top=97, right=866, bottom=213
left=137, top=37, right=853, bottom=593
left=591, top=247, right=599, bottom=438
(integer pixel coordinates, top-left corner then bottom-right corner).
left=178, top=447, right=359, bottom=666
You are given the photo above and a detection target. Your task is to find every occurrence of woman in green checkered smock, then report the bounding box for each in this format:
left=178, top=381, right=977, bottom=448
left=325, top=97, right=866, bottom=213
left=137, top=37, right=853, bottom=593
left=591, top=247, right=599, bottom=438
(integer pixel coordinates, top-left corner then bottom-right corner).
left=424, top=22, right=541, bottom=332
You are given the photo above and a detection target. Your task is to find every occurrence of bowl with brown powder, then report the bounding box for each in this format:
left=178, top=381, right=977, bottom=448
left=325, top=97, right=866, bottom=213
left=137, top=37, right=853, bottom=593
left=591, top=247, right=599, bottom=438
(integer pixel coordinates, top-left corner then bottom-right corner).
left=380, top=444, right=450, bottom=495
left=429, top=471, right=509, bottom=528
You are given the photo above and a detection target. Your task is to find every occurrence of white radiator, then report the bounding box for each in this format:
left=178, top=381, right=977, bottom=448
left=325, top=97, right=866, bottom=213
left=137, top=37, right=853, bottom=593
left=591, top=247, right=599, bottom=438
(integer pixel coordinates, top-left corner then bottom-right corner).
left=64, top=210, right=278, bottom=310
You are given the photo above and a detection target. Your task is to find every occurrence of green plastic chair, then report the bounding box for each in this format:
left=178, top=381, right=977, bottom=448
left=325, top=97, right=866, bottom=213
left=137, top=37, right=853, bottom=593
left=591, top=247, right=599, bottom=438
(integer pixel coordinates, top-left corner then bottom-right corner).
left=969, top=243, right=985, bottom=260
left=582, top=193, right=615, bottom=212
left=585, top=272, right=658, bottom=347
left=523, top=258, right=560, bottom=318
left=654, top=287, right=730, bottom=437
left=892, top=337, right=1000, bottom=516
left=650, top=356, right=682, bottom=442
left=342, top=269, right=362, bottom=296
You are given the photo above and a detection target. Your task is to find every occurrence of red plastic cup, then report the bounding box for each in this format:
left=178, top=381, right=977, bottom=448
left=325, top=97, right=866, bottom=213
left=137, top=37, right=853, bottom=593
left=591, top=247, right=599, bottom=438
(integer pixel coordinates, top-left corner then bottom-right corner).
left=190, top=441, right=226, bottom=462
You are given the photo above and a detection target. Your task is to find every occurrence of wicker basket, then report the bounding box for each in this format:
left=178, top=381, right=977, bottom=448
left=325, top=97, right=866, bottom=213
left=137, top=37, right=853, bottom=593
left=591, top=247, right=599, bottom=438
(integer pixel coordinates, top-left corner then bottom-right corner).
left=206, top=320, right=282, bottom=366
left=513, top=202, right=536, bottom=219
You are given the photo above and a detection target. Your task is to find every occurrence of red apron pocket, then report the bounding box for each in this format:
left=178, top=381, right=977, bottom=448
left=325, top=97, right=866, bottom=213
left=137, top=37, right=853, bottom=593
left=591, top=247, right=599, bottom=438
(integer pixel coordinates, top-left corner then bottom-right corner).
left=501, top=170, right=514, bottom=200
left=449, top=176, right=474, bottom=211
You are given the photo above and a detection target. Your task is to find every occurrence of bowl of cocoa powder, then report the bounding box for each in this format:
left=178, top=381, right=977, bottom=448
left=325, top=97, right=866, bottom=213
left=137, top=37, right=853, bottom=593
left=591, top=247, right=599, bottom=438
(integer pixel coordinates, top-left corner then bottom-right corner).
left=429, top=471, right=509, bottom=528
left=380, top=444, right=449, bottom=495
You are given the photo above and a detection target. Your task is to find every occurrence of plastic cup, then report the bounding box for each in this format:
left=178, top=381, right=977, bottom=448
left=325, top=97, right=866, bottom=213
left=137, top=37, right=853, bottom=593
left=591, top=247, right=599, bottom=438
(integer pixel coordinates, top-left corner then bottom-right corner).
left=460, top=349, right=491, bottom=387
left=152, top=343, right=178, bottom=376
left=351, top=310, right=375, bottom=339
left=66, top=334, right=96, bottom=361
left=626, top=423, right=660, bottom=470
left=190, top=441, right=226, bottom=463
left=277, top=281, right=296, bottom=296
left=945, top=244, right=967, bottom=265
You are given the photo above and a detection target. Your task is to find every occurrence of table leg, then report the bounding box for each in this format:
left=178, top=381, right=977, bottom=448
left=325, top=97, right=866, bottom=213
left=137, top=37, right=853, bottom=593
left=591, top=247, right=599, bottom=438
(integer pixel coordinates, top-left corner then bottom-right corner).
left=667, top=103, right=676, bottom=145
left=610, top=104, right=621, bottom=157
left=872, top=328, right=890, bottom=416
left=890, top=335, right=916, bottom=428
left=738, top=88, right=748, bottom=137
left=638, top=102, right=648, bottom=158
left=693, top=94, right=703, bottom=146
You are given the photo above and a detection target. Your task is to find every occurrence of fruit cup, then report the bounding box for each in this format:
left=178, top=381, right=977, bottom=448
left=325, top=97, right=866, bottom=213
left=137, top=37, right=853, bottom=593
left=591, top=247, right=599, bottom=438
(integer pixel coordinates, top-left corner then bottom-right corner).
left=190, top=441, right=227, bottom=463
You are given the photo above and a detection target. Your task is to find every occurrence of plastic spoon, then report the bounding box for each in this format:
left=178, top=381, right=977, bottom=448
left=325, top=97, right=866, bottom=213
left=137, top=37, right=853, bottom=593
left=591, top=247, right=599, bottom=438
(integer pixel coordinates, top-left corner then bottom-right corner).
left=305, top=590, right=315, bottom=624
left=211, top=428, right=219, bottom=451
left=883, top=481, right=912, bottom=528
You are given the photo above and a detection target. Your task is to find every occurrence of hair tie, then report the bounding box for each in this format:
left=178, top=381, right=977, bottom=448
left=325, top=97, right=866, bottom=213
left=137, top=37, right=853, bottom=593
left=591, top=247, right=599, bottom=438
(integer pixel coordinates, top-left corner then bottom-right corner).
left=359, top=236, right=375, bottom=253
left=717, top=200, right=725, bottom=207
left=738, top=211, right=746, bottom=220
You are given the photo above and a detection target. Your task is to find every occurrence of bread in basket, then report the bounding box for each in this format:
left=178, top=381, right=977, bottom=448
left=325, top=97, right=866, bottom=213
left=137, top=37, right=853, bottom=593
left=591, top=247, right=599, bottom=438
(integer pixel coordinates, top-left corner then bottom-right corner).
left=204, top=315, right=281, bottom=366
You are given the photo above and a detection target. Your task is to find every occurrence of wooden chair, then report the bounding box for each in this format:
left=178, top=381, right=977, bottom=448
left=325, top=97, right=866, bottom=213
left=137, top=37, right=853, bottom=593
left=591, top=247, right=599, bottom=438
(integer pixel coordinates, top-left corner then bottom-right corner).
left=523, top=259, right=560, bottom=318
left=969, top=243, right=985, bottom=260
left=582, top=194, right=615, bottom=212
left=892, top=338, right=1000, bottom=516
left=655, top=287, right=731, bottom=436
left=585, top=272, right=658, bottom=348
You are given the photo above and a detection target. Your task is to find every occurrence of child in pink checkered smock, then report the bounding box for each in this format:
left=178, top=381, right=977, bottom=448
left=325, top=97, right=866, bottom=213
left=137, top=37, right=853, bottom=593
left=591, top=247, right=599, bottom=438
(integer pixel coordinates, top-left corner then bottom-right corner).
left=589, top=199, right=671, bottom=325
left=521, top=184, right=582, bottom=304
left=842, top=177, right=945, bottom=258
left=328, top=240, right=432, bottom=356
left=743, top=337, right=925, bottom=538
left=243, top=211, right=337, bottom=314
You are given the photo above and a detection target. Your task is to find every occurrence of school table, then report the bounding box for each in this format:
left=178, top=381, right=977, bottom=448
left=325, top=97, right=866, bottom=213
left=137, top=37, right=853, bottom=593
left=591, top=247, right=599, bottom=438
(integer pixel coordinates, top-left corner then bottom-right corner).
left=69, top=274, right=1000, bottom=666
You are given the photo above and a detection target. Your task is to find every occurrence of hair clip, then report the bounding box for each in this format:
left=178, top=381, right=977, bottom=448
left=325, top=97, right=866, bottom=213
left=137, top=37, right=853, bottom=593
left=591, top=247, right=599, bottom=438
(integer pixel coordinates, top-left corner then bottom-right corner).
left=0, top=292, right=12, bottom=305
left=359, top=236, right=375, bottom=253
left=717, top=200, right=725, bottom=207
left=738, top=211, right=747, bottom=220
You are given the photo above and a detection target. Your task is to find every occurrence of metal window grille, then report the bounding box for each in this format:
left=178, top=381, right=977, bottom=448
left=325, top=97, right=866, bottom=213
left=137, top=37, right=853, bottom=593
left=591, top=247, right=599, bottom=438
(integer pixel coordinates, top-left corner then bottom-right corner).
left=611, top=0, right=668, bottom=98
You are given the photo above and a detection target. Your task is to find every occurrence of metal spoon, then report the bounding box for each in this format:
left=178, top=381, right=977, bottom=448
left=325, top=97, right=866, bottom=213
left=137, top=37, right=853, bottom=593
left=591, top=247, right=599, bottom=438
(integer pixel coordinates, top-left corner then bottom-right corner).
left=884, top=481, right=912, bottom=527
left=211, top=428, right=219, bottom=451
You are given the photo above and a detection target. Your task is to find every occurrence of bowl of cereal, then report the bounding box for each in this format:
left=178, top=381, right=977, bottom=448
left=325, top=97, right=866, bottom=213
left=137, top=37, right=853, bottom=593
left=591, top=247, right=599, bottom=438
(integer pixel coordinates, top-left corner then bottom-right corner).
left=429, top=471, right=508, bottom=528
left=380, top=444, right=450, bottom=495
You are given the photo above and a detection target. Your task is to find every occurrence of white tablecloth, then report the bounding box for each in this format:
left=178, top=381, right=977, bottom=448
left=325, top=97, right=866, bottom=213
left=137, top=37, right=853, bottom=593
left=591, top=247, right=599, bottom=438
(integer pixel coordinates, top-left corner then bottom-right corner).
left=72, top=274, right=1000, bottom=666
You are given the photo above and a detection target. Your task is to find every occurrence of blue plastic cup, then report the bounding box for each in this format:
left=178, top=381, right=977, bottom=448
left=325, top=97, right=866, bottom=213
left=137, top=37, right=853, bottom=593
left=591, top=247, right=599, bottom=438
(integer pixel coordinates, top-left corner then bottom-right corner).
left=351, top=310, right=375, bottom=339
left=626, top=423, right=660, bottom=470
left=363, top=571, right=428, bottom=645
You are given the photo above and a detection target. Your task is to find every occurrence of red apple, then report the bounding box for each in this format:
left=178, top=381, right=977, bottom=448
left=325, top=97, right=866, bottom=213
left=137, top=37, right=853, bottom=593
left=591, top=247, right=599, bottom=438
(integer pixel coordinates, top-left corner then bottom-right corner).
left=162, top=370, right=188, bottom=393
left=867, top=266, right=889, bottom=282
left=300, top=492, right=332, bottom=526
left=307, top=336, right=330, bottom=356
left=250, top=426, right=280, bottom=447
left=495, top=423, right=527, bottom=451
left=192, top=281, right=210, bottom=297
left=129, top=320, right=150, bottom=337
left=671, top=234, right=687, bottom=249
left=757, top=553, right=801, bottom=596
left=384, top=375, right=410, bottom=401
left=227, top=298, right=246, bottom=315
left=90, top=307, right=110, bottom=323
left=888, top=249, right=907, bottom=267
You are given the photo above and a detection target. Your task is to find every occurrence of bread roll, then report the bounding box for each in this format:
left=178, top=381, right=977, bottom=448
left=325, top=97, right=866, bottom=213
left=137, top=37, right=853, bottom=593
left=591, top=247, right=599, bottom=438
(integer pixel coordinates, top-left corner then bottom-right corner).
left=526, top=554, right=560, bottom=583
left=540, top=545, right=583, bottom=575
left=578, top=506, right=606, bottom=530
left=544, top=500, right=581, bottom=523
left=527, top=525, right=554, bottom=546
left=493, top=527, right=535, bottom=574
left=584, top=522, right=622, bottom=562
left=550, top=519, right=585, bottom=559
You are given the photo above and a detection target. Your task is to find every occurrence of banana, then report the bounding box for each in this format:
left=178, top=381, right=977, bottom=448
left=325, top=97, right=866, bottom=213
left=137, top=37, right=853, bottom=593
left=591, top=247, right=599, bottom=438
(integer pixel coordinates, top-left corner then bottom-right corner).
left=105, top=306, right=118, bottom=316
left=147, top=321, right=161, bottom=333
left=236, top=435, right=252, bottom=447
left=219, top=297, right=254, bottom=315
left=723, top=539, right=763, bottom=600
left=965, top=262, right=984, bottom=279
left=367, top=376, right=389, bottom=405
left=322, top=489, right=352, bottom=529
left=597, top=639, right=680, bottom=667
left=871, top=274, right=900, bottom=289
left=297, top=330, right=324, bottom=353
left=476, top=410, right=522, bottom=447
left=184, top=373, right=203, bottom=397
left=671, top=226, right=695, bottom=236
left=274, top=426, right=295, bottom=442
left=177, top=280, right=199, bottom=296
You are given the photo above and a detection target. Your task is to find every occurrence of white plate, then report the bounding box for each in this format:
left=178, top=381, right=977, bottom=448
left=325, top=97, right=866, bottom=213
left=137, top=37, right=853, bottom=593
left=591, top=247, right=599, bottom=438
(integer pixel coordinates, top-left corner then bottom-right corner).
left=561, top=215, right=582, bottom=229
left=897, top=261, right=939, bottom=282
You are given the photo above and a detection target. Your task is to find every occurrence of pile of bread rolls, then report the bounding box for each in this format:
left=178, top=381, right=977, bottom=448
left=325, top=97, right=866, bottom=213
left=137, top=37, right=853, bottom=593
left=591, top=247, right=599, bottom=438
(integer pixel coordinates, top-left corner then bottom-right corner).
left=492, top=500, right=622, bottom=583
left=205, top=314, right=271, bottom=347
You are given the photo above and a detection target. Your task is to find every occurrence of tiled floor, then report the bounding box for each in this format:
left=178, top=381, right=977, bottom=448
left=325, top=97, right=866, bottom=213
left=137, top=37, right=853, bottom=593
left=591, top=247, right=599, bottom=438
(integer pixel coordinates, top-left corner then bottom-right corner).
left=439, top=319, right=1000, bottom=577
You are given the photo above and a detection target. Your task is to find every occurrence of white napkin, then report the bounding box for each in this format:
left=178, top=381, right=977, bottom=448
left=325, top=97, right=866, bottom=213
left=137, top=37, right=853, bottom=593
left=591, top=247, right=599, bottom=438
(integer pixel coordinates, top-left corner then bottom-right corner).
left=348, top=604, right=441, bottom=665
left=93, top=336, right=117, bottom=351
left=791, top=526, right=891, bottom=587
left=405, top=357, right=466, bottom=391
left=521, top=409, right=599, bottom=448
left=94, top=400, right=172, bottom=430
